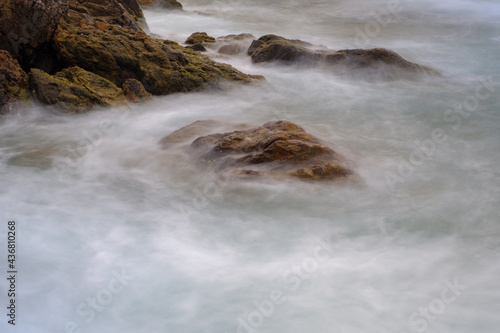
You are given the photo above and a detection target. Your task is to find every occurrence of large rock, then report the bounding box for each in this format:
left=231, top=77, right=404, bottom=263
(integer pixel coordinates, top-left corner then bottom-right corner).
left=30, top=67, right=126, bottom=112
left=54, top=19, right=263, bottom=95
left=248, top=34, right=439, bottom=80
left=0, top=50, right=30, bottom=114
left=161, top=120, right=353, bottom=181
left=0, top=0, right=69, bottom=72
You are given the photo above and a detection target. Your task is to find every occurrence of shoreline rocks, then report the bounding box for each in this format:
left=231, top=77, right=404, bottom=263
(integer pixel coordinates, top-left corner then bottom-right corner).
left=0, top=0, right=263, bottom=113
left=248, top=34, right=439, bottom=80
left=161, top=120, right=354, bottom=182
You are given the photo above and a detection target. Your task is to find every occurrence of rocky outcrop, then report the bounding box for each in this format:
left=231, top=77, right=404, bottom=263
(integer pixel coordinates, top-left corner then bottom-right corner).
left=30, top=67, right=126, bottom=112
left=248, top=34, right=439, bottom=80
left=138, top=0, right=182, bottom=10
left=0, top=51, right=30, bottom=114
left=161, top=120, right=353, bottom=181
left=54, top=20, right=263, bottom=95
left=0, top=0, right=69, bottom=72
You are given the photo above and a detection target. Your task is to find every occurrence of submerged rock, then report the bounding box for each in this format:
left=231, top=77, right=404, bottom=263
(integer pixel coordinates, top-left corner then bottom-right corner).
left=0, top=51, right=30, bottom=114
left=161, top=120, right=354, bottom=181
left=248, top=34, right=439, bottom=80
left=30, top=67, right=126, bottom=112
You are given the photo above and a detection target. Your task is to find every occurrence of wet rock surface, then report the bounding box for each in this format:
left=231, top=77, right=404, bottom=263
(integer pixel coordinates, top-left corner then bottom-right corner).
left=161, top=120, right=354, bottom=181
left=248, top=34, right=439, bottom=80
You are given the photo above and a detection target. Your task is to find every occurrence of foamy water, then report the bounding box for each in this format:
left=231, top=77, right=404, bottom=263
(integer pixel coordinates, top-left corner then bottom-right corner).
left=1, top=1, right=499, bottom=332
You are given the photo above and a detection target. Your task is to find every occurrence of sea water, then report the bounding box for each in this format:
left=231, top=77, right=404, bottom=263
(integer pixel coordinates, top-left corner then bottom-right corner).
left=1, top=0, right=499, bottom=332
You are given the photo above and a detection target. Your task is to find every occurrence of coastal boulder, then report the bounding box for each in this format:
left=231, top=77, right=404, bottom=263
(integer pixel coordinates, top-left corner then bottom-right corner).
left=248, top=34, right=438, bottom=79
left=30, top=67, right=126, bottom=112
left=161, top=120, right=353, bottom=181
left=0, top=51, right=30, bottom=114
left=185, top=32, right=216, bottom=45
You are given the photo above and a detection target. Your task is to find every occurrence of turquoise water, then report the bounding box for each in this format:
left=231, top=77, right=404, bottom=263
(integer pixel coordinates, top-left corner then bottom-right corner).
left=1, top=1, right=499, bottom=332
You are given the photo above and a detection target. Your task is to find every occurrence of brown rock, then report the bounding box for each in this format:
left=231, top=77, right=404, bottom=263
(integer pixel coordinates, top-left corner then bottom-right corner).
left=162, top=120, right=354, bottom=181
left=218, top=44, right=241, bottom=55
left=0, top=50, right=30, bottom=114
left=30, top=67, right=126, bottom=112
left=0, top=0, right=69, bottom=72
left=122, top=79, right=151, bottom=102
left=248, top=34, right=439, bottom=80
left=185, top=32, right=216, bottom=45
left=54, top=21, right=263, bottom=95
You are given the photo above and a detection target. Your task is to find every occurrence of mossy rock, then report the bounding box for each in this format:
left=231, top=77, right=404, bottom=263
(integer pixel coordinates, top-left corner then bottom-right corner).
left=30, top=67, right=126, bottom=112
left=162, top=120, right=354, bottom=182
left=185, top=32, right=216, bottom=45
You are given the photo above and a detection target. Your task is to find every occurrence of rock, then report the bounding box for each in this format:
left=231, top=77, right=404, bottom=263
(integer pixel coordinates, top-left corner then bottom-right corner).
left=186, top=44, right=207, bottom=52
left=29, top=67, right=126, bottom=112
left=54, top=20, right=263, bottom=95
left=185, top=32, right=216, bottom=45
left=248, top=35, right=319, bottom=64
left=122, top=78, right=151, bottom=102
left=218, top=33, right=255, bottom=41
left=248, top=34, right=439, bottom=79
left=138, top=0, right=182, bottom=10
left=66, top=0, right=143, bottom=32
left=0, top=50, right=30, bottom=114
left=160, top=120, right=249, bottom=149
left=162, top=120, right=353, bottom=181
left=218, top=45, right=241, bottom=55
left=216, top=34, right=255, bottom=56
left=0, top=0, right=69, bottom=72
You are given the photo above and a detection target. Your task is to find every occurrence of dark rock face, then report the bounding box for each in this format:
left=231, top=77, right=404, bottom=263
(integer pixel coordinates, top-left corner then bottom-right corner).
left=185, top=32, right=216, bottom=45
left=162, top=120, right=353, bottom=181
left=248, top=34, right=439, bottom=80
left=30, top=67, right=126, bottom=112
left=0, top=50, right=29, bottom=114
left=0, top=0, right=69, bottom=72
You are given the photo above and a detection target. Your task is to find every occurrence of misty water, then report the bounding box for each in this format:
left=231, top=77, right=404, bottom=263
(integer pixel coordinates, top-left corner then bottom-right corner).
left=1, top=0, right=500, bottom=332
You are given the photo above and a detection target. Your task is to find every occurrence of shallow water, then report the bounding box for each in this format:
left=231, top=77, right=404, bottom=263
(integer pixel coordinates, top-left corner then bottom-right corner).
left=1, top=1, right=500, bottom=332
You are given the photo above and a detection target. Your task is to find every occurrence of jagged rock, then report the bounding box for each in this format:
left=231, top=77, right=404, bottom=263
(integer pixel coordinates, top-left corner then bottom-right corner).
left=30, top=67, right=126, bottom=112
left=161, top=120, right=353, bottom=181
left=0, top=50, right=30, bottom=114
left=122, top=79, right=151, bottom=101
left=54, top=20, right=263, bottom=95
left=138, top=0, right=182, bottom=10
left=185, top=32, right=216, bottom=45
left=248, top=34, right=439, bottom=80
left=0, top=0, right=69, bottom=72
